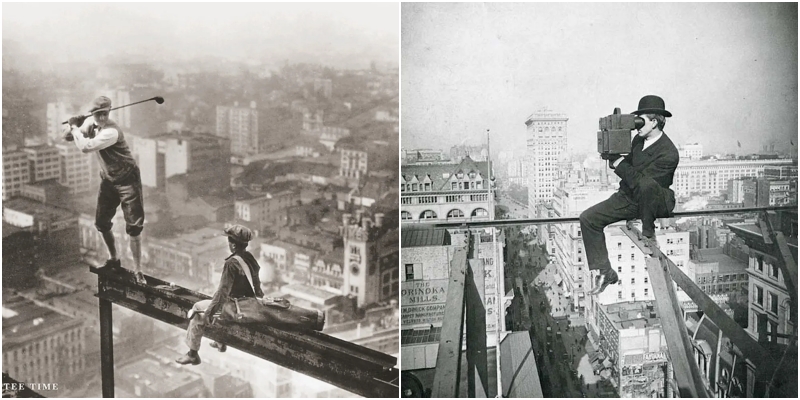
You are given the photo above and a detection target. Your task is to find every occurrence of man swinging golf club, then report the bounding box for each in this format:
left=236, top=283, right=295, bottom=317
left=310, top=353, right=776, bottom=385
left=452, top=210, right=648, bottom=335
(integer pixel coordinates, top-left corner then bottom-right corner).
left=64, top=96, right=147, bottom=284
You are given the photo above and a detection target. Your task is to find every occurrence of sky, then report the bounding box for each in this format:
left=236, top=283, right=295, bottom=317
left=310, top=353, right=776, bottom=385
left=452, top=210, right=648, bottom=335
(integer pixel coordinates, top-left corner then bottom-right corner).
left=401, top=3, right=798, bottom=157
left=2, top=3, right=399, bottom=69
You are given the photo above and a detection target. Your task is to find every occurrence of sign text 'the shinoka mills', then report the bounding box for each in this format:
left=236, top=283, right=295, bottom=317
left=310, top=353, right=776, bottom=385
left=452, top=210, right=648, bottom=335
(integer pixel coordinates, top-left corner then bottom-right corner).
left=401, top=279, right=448, bottom=326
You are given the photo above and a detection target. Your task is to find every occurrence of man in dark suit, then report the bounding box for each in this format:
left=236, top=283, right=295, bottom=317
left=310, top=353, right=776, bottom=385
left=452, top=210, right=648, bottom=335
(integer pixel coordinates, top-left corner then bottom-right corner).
left=580, top=95, right=680, bottom=295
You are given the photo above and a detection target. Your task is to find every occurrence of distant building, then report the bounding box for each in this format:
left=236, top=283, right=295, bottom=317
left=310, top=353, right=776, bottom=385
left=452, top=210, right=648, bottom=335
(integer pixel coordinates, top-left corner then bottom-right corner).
left=147, top=227, right=232, bottom=289
left=525, top=108, right=568, bottom=240
left=117, top=358, right=208, bottom=397
left=2, top=147, right=30, bottom=200
left=234, top=190, right=297, bottom=232
left=216, top=101, right=259, bottom=156
left=19, top=178, right=69, bottom=205
left=450, top=144, right=487, bottom=163
left=690, top=247, right=749, bottom=296
left=673, top=159, right=794, bottom=198
left=23, top=145, right=60, bottom=183
left=401, top=148, right=446, bottom=165
left=2, top=296, right=86, bottom=388
left=340, top=147, right=368, bottom=180
left=342, top=210, right=397, bottom=307
left=55, top=143, right=97, bottom=195
left=2, top=196, right=80, bottom=271
left=679, top=143, right=704, bottom=159
left=133, top=131, right=230, bottom=190
left=506, top=158, right=526, bottom=187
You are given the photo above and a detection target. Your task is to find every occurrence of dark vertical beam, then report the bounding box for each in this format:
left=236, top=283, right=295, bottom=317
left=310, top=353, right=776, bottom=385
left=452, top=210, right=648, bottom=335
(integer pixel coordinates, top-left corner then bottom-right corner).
left=99, top=298, right=115, bottom=398
left=432, top=248, right=468, bottom=397
left=466, top=261, right=489, bottom=397
left=645, top=257, right=709, bottom=397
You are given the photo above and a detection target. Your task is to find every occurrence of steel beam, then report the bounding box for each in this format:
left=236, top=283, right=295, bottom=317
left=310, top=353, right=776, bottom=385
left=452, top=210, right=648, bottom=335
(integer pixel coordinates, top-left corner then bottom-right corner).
left=621, top=228, right=775, bottom=369
left=466, top=260, right=489, bottom=398
left=91, top=266, right=398, bottom=398
left=644, top=256, right=709, bottom=397
left=428, top=205, right=796, bottom=229
left=432, top=248, right=468, bottom=397
left=99, top=298, right=115, bottom=398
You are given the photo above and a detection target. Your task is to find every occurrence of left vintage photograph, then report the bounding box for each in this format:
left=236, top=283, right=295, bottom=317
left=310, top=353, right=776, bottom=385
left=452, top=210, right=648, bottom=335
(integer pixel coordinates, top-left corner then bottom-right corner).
left=1, top=3, right=399, bottom=398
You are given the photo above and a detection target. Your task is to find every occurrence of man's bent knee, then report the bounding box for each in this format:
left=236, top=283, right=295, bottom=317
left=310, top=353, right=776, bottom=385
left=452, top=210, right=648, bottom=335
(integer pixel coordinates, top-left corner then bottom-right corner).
left=127, top=225, right=143, bottom=237
left=95, top=223, right=113, bottom=233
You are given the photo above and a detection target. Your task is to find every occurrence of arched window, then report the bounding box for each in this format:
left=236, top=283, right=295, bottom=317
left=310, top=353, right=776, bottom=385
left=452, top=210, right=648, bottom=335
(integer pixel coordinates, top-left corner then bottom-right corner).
left=401, top=211, right=412, bottom=220
left=471, top=208, right=488, bottom=217
left=447, top=209, right=464, bottom=218
left=420, top=210, right=437, bottom=220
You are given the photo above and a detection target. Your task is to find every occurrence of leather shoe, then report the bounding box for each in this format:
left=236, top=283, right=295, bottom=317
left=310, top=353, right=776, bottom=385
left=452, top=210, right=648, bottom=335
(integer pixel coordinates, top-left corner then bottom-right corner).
left=134, top=271, right=147, bottom=285
left=210, top=342, right=227, bottom=352
left=590, top=269, right=619, bottom=295
left=175, top=352, right=201, bottom=365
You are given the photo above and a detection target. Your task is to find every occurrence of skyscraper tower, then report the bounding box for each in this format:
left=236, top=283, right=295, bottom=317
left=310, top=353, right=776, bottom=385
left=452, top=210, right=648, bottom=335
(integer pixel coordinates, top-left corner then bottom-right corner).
left=525, top=108, right=568, bottom=242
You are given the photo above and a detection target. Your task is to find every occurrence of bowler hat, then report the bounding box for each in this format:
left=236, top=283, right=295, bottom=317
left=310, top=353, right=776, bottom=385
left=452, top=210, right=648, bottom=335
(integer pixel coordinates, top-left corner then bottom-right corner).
left=224, top=225, right=252, bottom=244
left=632, top=95, right=672, bottom=117
left=89, top=96, right=112, bottom=113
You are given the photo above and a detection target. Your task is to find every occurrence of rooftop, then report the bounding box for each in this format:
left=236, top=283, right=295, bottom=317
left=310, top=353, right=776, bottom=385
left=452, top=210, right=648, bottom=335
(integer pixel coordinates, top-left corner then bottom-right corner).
left=401, top=156, right=490, bottom=192
left=281, top=283, right=341, bottom=305
left=601, top=301, right=659, bottom=330
left=118, top=358, right=201, bottom=394
left=694, top=248, right=748, bottom=273
left=2, top=296, right=81, bottom=346
left=3, top=196, right=77, bottom=224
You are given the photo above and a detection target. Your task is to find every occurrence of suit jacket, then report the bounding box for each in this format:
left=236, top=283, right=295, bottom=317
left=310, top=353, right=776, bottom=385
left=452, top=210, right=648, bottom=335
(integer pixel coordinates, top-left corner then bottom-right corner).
left=614, top=132, right=680, bottom=215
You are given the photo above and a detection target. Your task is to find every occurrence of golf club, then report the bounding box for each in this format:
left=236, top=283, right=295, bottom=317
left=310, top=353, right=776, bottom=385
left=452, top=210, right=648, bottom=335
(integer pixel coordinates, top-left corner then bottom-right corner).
left=61, top=96, right=165, bottom=125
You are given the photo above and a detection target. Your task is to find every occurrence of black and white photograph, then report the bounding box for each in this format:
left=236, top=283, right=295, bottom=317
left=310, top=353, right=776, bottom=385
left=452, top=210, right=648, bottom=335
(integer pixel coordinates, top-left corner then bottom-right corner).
left=399, top=3, right=797, bottom=398
left=2, top=3, right=399, bottom=398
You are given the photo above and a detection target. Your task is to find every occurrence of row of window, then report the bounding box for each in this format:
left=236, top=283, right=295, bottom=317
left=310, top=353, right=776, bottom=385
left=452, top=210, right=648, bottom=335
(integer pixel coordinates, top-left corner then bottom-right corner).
left=400, top=208, right=489, bottom=220
left=753, top=284, right=781, bottom=315
left=618, top=288, right=649, bottom=299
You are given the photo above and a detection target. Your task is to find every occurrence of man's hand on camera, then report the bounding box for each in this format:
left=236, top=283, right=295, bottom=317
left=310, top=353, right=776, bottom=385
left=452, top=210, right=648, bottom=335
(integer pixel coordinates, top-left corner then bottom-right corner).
left=68, top=115, right=87, bottom=128
left=607, top=154, right=625, bottom=169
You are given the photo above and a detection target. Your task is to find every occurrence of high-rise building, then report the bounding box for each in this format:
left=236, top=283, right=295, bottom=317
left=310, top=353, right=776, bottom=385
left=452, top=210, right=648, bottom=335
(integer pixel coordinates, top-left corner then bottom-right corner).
left=525, top=108, right=568, bottom=209
left=55, top=143, right=95, bottom=195
left=216, top=102, right=259, bottom=156
left=2, top=146, right=30, bottom=200
left=525, top=108, right=568, bottom=243
left=340, top=147, right=369, bottom=180
left=133, top=131, right=230, bottom=191
left=23, top=145, right=60, bottom=183
left=506, top=158, right=526, bottom=187
left=552, top=184, right=617, bottom=312
left=672, top=159, right=794, bottom=198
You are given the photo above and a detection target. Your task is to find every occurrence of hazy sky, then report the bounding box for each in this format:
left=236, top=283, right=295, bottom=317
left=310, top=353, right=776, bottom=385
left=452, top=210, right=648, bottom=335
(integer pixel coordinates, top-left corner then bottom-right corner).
left=402, top=3, right=798, bottom=156
left=3, top=3, right=399, bottom=68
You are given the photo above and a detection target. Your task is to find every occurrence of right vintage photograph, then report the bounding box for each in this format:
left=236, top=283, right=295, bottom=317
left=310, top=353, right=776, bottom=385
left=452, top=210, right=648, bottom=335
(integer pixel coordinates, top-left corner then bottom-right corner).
left=399, top=3, right=797, bottom=398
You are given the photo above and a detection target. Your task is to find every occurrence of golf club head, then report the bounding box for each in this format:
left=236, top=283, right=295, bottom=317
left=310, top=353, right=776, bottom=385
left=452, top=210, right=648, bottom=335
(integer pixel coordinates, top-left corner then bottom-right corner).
left=154, top=96, right=165, bottom=104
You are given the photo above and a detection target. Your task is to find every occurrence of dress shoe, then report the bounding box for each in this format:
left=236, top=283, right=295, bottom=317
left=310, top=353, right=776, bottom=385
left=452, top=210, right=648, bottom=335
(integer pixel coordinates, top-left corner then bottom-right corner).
left=590, top=269, right=619, bottom=295
left=101, top=259, right=122, bottom=271
left=175, top=352, right=201, bottom=365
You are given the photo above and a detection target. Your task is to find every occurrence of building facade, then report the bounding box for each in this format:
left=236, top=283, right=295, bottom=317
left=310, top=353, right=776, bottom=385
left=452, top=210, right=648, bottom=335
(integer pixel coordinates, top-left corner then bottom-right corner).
left=3, top=147, right=30, bottom=200
left=524, top=108, right=568, bottom=213
left=216, top=102, right=259, bottom=156
left=55, top=143, right=96, bottom=195
left=672, top=159, right=794, bottom=198
left=23, top=145, right=61, bottom=183
left=400, top=156, right=492, bottom=223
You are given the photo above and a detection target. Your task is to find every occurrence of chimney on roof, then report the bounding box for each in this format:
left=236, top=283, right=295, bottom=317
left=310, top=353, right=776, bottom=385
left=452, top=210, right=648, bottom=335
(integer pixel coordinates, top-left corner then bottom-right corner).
left=374, top=213, right=384, bottom=228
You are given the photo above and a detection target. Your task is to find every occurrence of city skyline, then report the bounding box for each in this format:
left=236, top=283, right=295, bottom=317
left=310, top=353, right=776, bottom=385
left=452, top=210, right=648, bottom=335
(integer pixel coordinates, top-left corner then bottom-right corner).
left=402, top=3, right=797, bottom=156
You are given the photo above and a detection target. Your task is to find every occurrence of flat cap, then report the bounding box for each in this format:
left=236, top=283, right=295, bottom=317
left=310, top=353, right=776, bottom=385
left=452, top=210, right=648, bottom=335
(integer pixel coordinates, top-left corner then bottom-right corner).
left=89, top=96, right=112, bottom=113
left=224, top=224, right=253, bottom=243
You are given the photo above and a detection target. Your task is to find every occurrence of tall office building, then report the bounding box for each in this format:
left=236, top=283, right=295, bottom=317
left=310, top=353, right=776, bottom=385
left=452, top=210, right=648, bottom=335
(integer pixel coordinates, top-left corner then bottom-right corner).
left=55, top=143, right=96, bottom=195
left=216, top=102, right=259, bottom=156
left=3, top=147, right=30, bottom=200
left=525, top=108, right=568, bottom=243
left=23, top=145, right=61, bottom=183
